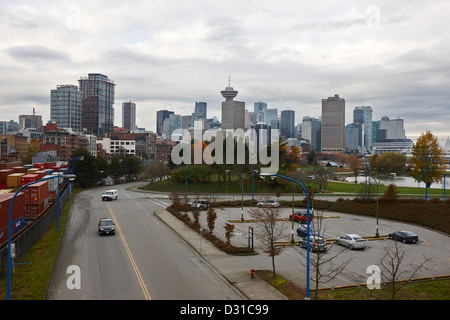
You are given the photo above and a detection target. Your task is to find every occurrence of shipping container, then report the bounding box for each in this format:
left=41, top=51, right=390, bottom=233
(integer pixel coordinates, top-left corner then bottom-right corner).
left=0, top=192, right=26, bottom=245
left=6, top=173, right=25, bottom=188
left=23, top=181, right=48, bottom=205
left=45, top=162, right=56, bottom=169
left=34, top=163, right=45, bottom=170
left=27, top=168, right=38, bottom=174
left=33, top=170, right=47, bottom=179
left=0, top=169, right=14, bottom=183
left=44, top=169, right=54, bottom=175
left=12, top=166, right=26, bottom=174
left=21, top=174, right=40, bottom=186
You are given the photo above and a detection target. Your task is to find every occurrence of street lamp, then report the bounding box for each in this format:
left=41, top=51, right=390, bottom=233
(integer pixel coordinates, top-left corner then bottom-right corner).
left=425, top=144, right=437, bottom=200
left=57, top=156, right=84, bottom=231
left=6, top=173, right=75, bottom=300
left=260, top=172, right=311, bottom=300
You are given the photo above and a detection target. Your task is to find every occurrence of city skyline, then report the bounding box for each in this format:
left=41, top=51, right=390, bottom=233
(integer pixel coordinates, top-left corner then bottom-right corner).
left=0, top=1, right=449, bottom=140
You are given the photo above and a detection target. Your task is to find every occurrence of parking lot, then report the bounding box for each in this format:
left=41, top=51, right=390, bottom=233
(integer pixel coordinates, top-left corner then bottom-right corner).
left=190, top=205, right=450, bottom=289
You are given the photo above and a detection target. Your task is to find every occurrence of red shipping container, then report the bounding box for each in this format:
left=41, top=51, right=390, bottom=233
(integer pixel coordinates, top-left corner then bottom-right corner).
left=23, top=181, right=48, bottom=205
left=45, top=162, right=57, bottom=169
left=34, top=163, right=45, bottom=170
left=0, top=192, right=25, bottom=237
left=20, top=174, right=39, bottom=186
left=0, top=183, right=6, bottom=190
left=33, top=170, right=47, bottom=179
left=0, top=169, right=13, bottom=183
left=12, top=166, right=26, bottom=174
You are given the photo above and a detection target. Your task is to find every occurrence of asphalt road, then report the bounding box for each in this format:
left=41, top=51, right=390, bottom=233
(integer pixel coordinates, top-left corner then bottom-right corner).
left=46, top=183, right=245, bottom=300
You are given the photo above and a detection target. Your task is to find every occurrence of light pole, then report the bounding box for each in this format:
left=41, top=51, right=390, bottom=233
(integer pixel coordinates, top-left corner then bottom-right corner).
left=57, top=156, right=84, bottom=231
left=425, top=144, right=437, bottom=200
left=241, top=169, right=258, bottom=222
left=6, top=173, right=75, bottom=300
left=260, top=172, right=311, bottom=300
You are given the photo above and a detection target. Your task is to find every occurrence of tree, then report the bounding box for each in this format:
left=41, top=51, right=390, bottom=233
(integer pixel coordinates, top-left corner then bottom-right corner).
left=248, top=206, right=286, bottom=277
left=22, top=137, right=40, bottom=164
left=224, top=223, right=235, bottom=244
left=410, top=131, right=446, bottom=187
left=372, top=152, right=406, bottom=175
left=71, top=148, right=108, bottom=188
left=206, top=206, right=217, bottom=235
left=346, top=155, right=361, bottom=183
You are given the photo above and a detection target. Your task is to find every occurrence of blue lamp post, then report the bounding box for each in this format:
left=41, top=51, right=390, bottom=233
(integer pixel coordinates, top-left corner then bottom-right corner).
left=260, top=172, right=311, bottom=300
left=425, top=144, right=437, bottom=200
left=6, top=173, right=75, bottom=300
left=57, top=156, right=84, bottom=231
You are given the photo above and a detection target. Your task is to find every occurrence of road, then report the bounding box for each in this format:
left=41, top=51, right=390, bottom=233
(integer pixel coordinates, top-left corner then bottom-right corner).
left=47, top=183, right=245, bottom=300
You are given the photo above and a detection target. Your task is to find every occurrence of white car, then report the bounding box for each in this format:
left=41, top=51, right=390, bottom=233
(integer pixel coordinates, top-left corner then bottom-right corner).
left=257, top=200, right=280, bottom=208
left=336, top=234, right=366, bottom=250
left=102, top=189, right=118, bottom=201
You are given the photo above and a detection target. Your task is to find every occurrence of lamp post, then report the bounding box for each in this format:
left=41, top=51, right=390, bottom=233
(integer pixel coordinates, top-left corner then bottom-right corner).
left=6, top=173, right=75, bottom=300
left=241, top=169, right=258, bottom=222
left=425, top=144, right=437, bottom=200
left=260, top=172, right=311, bottom=300
left=57, top=156, right=84, bottom=231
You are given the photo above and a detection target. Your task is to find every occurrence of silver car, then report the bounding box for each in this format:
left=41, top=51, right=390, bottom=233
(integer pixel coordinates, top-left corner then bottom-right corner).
left=336, top=234, right=366, bottom=250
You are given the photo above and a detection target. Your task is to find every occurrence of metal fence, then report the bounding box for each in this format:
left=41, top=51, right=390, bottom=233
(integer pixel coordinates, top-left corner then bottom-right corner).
left=0, top=185, right=69, bottom=280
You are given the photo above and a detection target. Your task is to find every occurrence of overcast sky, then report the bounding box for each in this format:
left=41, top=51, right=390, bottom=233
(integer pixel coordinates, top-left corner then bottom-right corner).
left=1, top=0, right=449, bottom=142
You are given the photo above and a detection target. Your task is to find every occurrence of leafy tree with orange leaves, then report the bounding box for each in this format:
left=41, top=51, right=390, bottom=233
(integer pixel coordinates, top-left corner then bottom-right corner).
left=410, top=131, right=446, bottom=187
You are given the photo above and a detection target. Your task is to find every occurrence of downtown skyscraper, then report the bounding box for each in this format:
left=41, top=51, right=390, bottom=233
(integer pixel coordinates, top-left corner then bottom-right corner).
left=122, top=101, right=136, bottom=131
left=78, top=73, right=115, bottom=136
left=321, top=94, right=345, bottom=153
left=221, top=83, right=245, bottom=130
left=50, top=84, right=82, bottom=133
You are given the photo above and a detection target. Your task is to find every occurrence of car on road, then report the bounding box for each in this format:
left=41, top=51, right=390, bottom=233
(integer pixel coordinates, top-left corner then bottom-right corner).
left=257, top=200, right=280, bottom=208
left=190, top=200, right=209, bottom=210
left=102, top=189, right=118, bottom=201
left=296, top=225, right=320, bottom=238
left=336, top=234, right=366, bottom=250
left=389, top=231, right=419, bottom=243
left=289, top=210, right=313, bottom=223
left=98, top=218, right=115, bottom=236
left=300, top=235, right=327, bottom=252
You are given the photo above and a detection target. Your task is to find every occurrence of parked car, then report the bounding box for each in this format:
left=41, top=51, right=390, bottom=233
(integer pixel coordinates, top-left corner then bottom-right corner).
left=257, top=200, right=280, bottom=208
left=190, top=200, right=209, bottom=210
left=389, top=231, right=419, bottom=243
left=289, top=210, right=313, bottom=223
left=336, top=234, right=366, bottom=250
left=98, top=218, right=115, bottom=236
left=300, top=235, right=327, bottom=252
left=102, top=189, right=118, bottom=201
left=296, top=225, right=320, bottom=238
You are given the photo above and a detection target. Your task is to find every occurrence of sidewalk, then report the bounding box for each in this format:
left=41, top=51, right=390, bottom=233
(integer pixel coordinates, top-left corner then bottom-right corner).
left=154, top=209, right=288, bottom=300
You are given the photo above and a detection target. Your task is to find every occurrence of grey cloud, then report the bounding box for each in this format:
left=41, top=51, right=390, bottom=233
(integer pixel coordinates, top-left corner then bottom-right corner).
left=5, top=45, right=70, bottom=63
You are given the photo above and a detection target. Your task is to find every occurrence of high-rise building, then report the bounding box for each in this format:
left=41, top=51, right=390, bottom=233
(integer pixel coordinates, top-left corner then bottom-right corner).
left=353, top=106, right=373, bottom=153
left=194, top=102, right=207, bottom=119
left=254, top=101, right=267, bottom=122
left=377, top=116, right=406, bottom=140
left=50, top=85, right=82, bottom=133
left=302, top=116, right=321, bottom=152
left=78, top=73, right=115, bottom=136
left=321, top=94, right=345, bottom=153
left=280, top=110, right=295, bottom=138
left=264, top=108, right=278, bottom=130
left=122, top=101, right=136, bottom=131
left=156, top=110, right=174, bottom=136
left=19, top=110, right=43, bottom=131
left=221, top=83, right=245, bottom=130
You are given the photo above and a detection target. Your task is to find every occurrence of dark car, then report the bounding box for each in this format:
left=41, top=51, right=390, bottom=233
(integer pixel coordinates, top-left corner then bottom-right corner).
left=296, top=225, right=319, bottom=238
left=289, top=210, right=313, bottom=224
left=300, top=236, right=327, bottom=253
left=389, top=231, right=418, bottom=243
left=98, top=218, right=115, bottom=236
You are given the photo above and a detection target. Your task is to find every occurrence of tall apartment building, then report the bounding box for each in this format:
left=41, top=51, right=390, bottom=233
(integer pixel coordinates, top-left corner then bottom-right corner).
left=280, top=110, right=295, bottom=138
left=321, top=94, right=345, bottom=153
left=264, top=108, right=278, bottom=130
left=353, top=106, right=373, bottom=153
left=78, top=73, right=116, bottom=136
left=221, top=84, right=245, bottom=130
left=254, top=101, right=267, bottom=122
left=302, top=116, right=321, bottom=152
left=50, top=85, right=82, bottom=133
left=193, top=102, right=207, bottom=120
left=122, top=101, right=136, bottom=131
left=156, top=110, right=174, bottom=136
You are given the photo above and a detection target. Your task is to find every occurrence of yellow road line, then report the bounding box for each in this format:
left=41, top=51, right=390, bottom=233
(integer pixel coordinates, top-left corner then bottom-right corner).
left=107, top=203, right=151, bottom=300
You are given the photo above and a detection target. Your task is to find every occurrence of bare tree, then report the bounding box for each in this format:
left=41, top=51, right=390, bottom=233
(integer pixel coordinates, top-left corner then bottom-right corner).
left=224, top=223, right=235, bottom=244
left=248, top=206, right=286, bottom=277
left=206, top=206, right=217, bottom=235
left=380, top=241, right=430, bottom=300
left=298, top=209, right=351, bottom=299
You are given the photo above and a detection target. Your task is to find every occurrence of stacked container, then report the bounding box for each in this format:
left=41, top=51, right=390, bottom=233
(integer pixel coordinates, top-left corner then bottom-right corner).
left=0, top=192, right=26, bottom=247
left=0, top=169, right=13, bottom=190
left=23, top=181, right=49, bottom=219
left=12, top=166, right=26, bottom=174
left=6, top=173, right=25, bottom=188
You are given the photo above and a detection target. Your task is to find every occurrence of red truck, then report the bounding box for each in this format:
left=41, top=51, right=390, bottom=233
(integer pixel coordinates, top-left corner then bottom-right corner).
left=289, top=210, right=313, bottom=223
